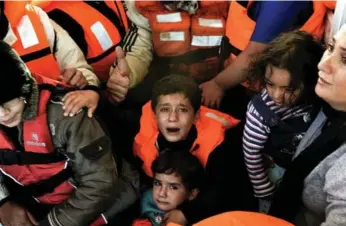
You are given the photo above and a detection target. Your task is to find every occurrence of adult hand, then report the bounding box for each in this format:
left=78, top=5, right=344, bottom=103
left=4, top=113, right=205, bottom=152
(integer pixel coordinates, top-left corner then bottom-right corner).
left=60, top=68, right=88, bottom=89
left=107, top=46, right=130, bottom=103
left=0, top=201, right=38, bottom=226
left=199, top=79, right=224, bottom=109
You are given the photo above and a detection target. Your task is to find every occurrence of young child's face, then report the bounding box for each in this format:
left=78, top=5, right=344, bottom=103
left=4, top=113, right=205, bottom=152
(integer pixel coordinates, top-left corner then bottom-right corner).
left=265, top=66, right=302, bottom=106
left=155, top=93, right=197, bottom=142
left=0, top=98, right=25, bottom=127
left=153, top=172, right=193, bottom=212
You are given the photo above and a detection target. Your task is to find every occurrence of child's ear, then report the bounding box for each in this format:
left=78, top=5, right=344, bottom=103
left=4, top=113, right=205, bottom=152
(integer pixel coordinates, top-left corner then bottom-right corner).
left=188, top=188, right=199, bottom=201
left=194, top=110, right=200, bottom=124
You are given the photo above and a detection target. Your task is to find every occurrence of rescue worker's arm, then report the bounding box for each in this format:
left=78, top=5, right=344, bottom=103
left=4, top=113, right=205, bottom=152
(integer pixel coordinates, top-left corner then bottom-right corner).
left=215, top=1, right=312, bottom=89
left=215, top=41, right=267, bottom=89
left=34, top=6, right=99, bottom=87
left=109, top=0, right=153, bottom=89
left=199, top=41, right=267, bottom=108
left=41, top=104, right=118, bottom=226
left=200, top=1, right=311, bottom=108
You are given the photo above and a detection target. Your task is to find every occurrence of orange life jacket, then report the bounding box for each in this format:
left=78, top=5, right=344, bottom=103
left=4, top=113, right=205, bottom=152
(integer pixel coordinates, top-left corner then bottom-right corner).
left=136, top=1, right=229, bottom=83
left=0, top=73, right=73, bottom=205
left=323, top=1, right=336, bottom=10
left=34, top=0, right=129, bottom=82
left=4, top=1, right=61, bottom=81
left=223, top=1, right=332, bottom=68
left=167, top=211, right=293, bottom=226
left=133, top=101, right=239, bottom=177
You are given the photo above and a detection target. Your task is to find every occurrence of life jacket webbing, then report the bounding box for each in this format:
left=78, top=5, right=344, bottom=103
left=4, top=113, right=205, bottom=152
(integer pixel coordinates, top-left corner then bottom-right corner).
left=0, top=148, right=66, bottom=165
left=87, top=44, right=118, bottom=64
left=221, top=36, right=241, bottom=59
left=2, top=166, right=72, bottom=198
left=156, top=46, right=220, bottom=64
left=19, top=47, right=51, bottom=63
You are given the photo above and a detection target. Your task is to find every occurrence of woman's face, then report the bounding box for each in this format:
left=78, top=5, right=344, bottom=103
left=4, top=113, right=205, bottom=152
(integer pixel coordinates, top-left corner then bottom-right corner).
left=316, top=24, right=346, bottom=111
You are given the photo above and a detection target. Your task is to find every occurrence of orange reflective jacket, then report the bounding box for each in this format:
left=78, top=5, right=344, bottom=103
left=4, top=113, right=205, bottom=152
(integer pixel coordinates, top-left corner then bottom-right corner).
left=133, top=101, right=239, bottom=177
left=136, top=1, right=229, bottom=83
left=5, top=1, right=60, bottom=80
left=34, top=0, right=129, bottom=81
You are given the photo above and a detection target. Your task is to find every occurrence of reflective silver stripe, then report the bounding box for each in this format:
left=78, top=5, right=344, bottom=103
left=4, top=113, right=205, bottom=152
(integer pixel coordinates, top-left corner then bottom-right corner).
left=156, top=12, right=182, bottom=23
left=191, top=35, right=222, bottom=47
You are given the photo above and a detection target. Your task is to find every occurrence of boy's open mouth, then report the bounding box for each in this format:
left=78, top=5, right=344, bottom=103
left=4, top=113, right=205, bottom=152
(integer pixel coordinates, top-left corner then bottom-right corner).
left=166, top=127, right=180, bottom=133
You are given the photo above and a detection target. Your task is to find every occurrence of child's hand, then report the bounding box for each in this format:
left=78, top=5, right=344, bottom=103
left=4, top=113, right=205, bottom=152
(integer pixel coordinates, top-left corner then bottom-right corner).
left=162, top=210, right=187, bottom=226
left=62, top=90, right=100, bottom=118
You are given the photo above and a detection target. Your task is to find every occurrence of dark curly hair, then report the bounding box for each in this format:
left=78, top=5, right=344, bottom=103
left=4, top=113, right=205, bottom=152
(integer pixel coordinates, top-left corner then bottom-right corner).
left=247, top=30, right=324, bottom=106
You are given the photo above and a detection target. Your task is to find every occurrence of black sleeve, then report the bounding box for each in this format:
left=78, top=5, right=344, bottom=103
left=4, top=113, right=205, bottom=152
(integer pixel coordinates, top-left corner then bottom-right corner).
left=179, top=125, right=257, bottom=224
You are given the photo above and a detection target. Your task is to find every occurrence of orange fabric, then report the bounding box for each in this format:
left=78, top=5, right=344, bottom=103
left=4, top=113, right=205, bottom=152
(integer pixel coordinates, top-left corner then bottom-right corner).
left=36, top=0, right=129, bottom=81
left=167, top=211, right=293, bottom=226
left=133, top=101, right=239, bottom=177
left=300, top=2, right=329, bottom=40
left=167, top=223, right=182, bottom=226
left=323, top=1, right=336, bottom=10
left=5, top=2, right=61, bottom=81
left=132, top=218, right=152, bottom=226
left=195, top=211, right=293, bottom=226
left=191, top=16, right=226, bottom=46
left=31, top=0, right=51, bottom=9
left=137, top=0, right=191, bottom=57
left=0, top=73, right=73, bottom=204
left=136, top=1, right=229, bottom=80
left=225, top=1, right=255, bottom=65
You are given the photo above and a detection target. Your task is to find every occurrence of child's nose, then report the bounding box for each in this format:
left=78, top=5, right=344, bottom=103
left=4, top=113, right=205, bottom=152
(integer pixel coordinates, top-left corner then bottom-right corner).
left=273, top=89, right=284, bottom=100
left=159, top=186, right=168, bottom=197
left=168, top=111, right=178, bottom=122
left=0, top=107, right=9, bottom=117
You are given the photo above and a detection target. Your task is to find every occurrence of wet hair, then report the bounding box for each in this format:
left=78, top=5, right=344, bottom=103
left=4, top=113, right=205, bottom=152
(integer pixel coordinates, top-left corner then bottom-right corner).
left=152, top=150, right=205, bottom=191
left=247, top=30, right=324, bottom=105
left=151, top=75, right=202, bottom=113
